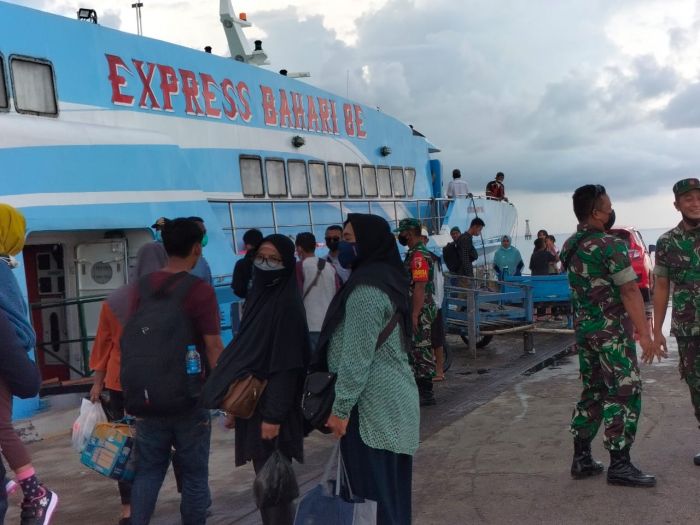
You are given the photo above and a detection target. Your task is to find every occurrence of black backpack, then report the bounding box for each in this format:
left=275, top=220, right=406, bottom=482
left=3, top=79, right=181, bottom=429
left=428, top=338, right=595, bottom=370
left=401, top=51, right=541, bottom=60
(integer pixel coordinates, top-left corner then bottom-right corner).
left=442, top=242, right=461, bottom=273
left=120, top=272, right=200, bottom=416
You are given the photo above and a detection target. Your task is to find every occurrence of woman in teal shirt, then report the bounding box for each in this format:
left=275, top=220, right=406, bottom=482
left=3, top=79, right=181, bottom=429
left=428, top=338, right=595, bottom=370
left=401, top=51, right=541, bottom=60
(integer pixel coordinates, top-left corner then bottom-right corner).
left=319, top=213, right=419, bottom=525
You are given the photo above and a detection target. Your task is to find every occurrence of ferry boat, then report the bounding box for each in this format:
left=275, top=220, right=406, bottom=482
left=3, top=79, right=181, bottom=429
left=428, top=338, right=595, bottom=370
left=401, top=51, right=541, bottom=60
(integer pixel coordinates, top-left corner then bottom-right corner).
left=0, top=0, right=516, bottom=416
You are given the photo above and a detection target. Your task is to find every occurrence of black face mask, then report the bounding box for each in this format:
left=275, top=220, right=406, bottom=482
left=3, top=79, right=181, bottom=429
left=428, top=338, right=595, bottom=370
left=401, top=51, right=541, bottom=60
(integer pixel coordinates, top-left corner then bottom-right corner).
left=326, top=239, right=340, bottom=252
left=604, top=209, right=616, bottom=230
left=398, top=235, right=409, bottom=246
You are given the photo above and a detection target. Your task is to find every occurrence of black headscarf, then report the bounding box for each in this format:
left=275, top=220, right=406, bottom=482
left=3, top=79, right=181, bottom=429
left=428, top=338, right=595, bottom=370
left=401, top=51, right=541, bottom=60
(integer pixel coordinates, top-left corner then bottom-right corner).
left=315, top=213, right=410, bottom=367
left=202, top=234, right=310, bottom=407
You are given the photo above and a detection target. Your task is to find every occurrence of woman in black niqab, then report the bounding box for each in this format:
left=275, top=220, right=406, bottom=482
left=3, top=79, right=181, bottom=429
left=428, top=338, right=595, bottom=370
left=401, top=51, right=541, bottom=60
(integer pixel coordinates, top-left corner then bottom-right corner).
left=202, top=234, right=309, bottom=525
left=316, top=213, right=410, bottom=366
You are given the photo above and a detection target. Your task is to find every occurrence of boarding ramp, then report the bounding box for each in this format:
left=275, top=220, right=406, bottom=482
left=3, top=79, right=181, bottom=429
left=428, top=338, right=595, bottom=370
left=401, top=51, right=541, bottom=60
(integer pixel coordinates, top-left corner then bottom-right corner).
left=444, top=274, right=573, bottom=356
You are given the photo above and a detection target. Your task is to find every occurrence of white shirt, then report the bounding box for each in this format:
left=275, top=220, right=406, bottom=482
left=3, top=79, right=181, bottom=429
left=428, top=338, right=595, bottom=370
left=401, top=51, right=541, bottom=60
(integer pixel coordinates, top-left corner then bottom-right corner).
left=300, top=256, right=338, bottom=332
left=326, top=253, right=351, bottom=283
left=447, top=179, right=470, bottom=198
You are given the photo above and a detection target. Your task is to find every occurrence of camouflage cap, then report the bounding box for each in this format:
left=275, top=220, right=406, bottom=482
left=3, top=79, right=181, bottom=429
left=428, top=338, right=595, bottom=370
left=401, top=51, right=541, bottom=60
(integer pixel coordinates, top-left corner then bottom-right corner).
left=673, top=178, right=700, bottom=196
left=394, top=218, right=422, bottom=233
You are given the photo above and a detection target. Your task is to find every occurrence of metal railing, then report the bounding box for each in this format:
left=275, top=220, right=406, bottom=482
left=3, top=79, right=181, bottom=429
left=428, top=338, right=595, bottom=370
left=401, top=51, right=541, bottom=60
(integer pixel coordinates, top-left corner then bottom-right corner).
left=30, top=294, right=107, bottom=378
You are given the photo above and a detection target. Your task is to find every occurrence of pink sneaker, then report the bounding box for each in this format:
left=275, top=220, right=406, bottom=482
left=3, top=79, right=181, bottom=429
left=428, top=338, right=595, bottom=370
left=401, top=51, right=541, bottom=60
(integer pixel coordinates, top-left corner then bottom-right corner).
left=20, top=487, right=58, bottom=525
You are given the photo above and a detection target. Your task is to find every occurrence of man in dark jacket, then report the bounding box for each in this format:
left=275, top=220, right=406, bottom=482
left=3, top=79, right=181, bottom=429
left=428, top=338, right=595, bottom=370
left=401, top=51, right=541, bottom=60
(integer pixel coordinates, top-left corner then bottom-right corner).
left=457, top=218, right=485, bottom=277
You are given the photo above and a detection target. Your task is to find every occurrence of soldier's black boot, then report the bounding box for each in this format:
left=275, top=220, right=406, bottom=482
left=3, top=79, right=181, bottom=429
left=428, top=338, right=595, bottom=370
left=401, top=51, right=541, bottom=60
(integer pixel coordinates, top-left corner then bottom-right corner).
left=418, top=379, right=436, bottom=407
left=570, top=437, right=604, bottom=478
left=606, top=448, right=656, bottom=487
left=694, top=452, right=700, bottom=466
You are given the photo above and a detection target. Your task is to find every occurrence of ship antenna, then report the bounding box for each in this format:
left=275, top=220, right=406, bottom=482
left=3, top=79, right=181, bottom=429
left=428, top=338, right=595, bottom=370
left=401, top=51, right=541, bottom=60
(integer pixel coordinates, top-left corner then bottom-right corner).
left=131, top=2, right=143, bottom=36
left=220, top=0, right=269, bottom=65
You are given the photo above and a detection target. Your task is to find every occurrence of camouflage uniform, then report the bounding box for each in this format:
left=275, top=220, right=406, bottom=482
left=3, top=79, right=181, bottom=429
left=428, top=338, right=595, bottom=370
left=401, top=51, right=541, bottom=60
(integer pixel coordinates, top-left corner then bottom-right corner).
left=404, top=241, right=438, bottom=380
left=654, top=221, right=700, bottom=426
left=561, top=225, right=642, bottom=451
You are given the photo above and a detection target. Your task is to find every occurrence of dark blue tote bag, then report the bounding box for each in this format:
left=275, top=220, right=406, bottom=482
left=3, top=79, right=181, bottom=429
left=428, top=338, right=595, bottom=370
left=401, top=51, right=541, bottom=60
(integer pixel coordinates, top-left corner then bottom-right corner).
left=294, top=442, right=377, bottom=524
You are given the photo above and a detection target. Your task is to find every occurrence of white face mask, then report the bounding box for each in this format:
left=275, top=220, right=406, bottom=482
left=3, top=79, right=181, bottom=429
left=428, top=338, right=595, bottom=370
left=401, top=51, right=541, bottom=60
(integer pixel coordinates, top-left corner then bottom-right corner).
left=0, top=255, right=19, bottom=269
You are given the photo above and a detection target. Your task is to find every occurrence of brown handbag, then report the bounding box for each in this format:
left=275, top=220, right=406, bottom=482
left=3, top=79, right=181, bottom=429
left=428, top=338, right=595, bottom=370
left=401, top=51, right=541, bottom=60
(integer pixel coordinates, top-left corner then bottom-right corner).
left=220, top=375, right=268, bottom=419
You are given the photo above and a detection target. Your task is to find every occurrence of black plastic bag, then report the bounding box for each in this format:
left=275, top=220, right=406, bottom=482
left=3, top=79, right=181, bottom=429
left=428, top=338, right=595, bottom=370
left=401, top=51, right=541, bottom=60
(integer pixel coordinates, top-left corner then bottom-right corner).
left=253, top=449, right=299, bottom=509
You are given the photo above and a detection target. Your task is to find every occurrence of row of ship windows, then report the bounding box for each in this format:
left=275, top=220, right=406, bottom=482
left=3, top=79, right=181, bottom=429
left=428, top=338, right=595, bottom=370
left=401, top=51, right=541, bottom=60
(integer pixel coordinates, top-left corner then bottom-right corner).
left=0, top=54, right=58, bottom=116
left=241, top=156, right=417, bottom=199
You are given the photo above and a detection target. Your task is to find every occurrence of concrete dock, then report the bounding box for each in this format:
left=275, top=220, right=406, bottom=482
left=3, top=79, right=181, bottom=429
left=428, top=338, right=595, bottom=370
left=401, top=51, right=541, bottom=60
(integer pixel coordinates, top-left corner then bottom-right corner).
left=5, top=329, right=697, bottom=524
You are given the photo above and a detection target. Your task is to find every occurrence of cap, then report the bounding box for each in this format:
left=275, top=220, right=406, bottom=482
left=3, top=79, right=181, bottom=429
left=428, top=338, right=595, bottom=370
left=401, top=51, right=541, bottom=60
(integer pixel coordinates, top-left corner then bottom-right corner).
left=394, top=218, right=422, bottom=233
left=421, top=227, right=429, bottom=237
left=450, top=226, right=461, bottom=234
left=673, top=178, right=700, bottom=196
left=150, top=217, right=170, bottom=230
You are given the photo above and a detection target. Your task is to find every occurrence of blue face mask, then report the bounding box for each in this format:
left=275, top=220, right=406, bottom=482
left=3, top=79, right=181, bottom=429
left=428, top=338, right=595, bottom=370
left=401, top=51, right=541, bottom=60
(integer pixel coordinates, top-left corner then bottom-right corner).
left=337, top=241, right=359, bottom=269
left=201, top=233, right=208, bottom=248
left=154, top=230, right=163, bottom=243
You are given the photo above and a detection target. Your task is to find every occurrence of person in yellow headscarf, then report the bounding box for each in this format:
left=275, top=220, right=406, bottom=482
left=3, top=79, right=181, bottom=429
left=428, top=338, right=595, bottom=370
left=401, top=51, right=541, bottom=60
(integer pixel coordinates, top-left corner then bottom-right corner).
left=0, top=203, right=26, bottom=257
left=0, top=203, right=59, bottom=522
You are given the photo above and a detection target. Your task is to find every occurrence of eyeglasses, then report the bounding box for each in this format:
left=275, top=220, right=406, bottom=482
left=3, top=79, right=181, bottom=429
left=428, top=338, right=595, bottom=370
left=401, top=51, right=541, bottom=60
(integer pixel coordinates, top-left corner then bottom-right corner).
left=254, top=255, right=282, bottom=265
left=325, top=237, right=340, bottom=243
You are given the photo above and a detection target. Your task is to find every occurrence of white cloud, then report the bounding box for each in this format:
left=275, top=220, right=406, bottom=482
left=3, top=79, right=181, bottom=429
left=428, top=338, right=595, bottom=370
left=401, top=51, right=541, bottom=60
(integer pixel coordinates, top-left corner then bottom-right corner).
left=6, top=0, right=700, bottom=233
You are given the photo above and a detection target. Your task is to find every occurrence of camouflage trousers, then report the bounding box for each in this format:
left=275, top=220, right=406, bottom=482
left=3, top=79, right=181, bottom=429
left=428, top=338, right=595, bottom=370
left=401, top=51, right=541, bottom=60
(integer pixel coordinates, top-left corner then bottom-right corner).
left=410, top=303, right=437, bottom=380
left=570, top=333, right=642, bottom=451
left=676, top=337, right=700, bottom=426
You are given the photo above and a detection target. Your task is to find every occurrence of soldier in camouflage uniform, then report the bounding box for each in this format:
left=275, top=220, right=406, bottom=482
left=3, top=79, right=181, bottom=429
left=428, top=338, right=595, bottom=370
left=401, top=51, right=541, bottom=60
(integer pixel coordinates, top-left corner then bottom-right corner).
left=561, top=184, right=658, bottom=487
left=395, top=218, right=438, bottom=406
left=652, top=178, right=700, bottom=466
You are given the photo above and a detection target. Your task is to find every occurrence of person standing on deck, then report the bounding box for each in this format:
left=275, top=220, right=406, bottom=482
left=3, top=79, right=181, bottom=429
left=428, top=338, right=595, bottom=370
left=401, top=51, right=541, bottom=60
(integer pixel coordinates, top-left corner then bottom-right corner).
left=396, top=219, right=438, bottom=406
left=446, top=169, right=471, bottom=199
left=652, top=178, right=700, bottom=466
left=485, top=172, right=508, bottom=201
left=561, top=184, right=660, bottom=488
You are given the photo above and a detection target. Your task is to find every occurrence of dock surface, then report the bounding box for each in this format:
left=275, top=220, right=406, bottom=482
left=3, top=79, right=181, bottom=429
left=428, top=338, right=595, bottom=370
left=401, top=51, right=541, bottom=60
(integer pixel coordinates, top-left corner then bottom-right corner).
left=6, top=329, right=697, bottom=524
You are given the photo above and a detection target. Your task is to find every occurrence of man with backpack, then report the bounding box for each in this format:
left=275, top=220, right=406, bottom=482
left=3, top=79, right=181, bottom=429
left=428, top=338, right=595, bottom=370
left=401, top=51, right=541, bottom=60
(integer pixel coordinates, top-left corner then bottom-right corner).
left=295, top=232, right=339, bottom=356
left=121, top=218, right=224, bottom=525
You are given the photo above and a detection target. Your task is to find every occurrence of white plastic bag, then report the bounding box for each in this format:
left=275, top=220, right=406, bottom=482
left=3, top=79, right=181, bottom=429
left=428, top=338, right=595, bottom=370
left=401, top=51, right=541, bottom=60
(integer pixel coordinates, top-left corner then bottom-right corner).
left=72, top=398, right=107, bottom=452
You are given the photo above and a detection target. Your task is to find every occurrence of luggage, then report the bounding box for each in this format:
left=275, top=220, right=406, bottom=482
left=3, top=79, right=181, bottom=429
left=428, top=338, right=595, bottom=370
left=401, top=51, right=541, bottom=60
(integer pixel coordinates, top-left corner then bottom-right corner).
left=120, top=272, right=200, bottom=416
left=80, top=420, right=136, bottom=482
left=294, top=442, right=377, bottom=525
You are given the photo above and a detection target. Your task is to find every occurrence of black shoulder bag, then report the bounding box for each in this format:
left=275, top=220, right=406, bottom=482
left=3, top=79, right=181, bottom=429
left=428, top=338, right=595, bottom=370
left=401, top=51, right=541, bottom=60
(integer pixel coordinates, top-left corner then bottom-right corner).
left=301, top=311, right=401, bottom=433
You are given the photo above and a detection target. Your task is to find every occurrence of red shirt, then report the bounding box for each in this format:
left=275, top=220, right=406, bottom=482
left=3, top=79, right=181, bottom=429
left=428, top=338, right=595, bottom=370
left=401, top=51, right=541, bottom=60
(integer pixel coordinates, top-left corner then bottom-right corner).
left=128, top=271, right=221, bottom=347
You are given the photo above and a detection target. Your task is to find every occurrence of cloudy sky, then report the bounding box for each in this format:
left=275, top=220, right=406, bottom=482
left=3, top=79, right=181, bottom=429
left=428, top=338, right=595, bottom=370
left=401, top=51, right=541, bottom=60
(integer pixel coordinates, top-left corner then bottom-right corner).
left=10, top=0, right=700, bottom=235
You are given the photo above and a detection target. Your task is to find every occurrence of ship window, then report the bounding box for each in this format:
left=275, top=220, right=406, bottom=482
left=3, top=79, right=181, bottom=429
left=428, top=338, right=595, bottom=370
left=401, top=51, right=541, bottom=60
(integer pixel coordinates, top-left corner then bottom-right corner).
left=405, top=168, right=416, bottom=197
left=265, top=159, right=288, bottom=197
left=328, top=163, right=345, bottom=198
left=240, top=156, right=264, bottom=197
left=391, top=167, right=405, bottom=197
left=345, top=164, right=362, bottom=197
left=10, top=57, right=57, bottom=116
left=309, top=162, right=328, bottom=197
left=362, top=166, right=378, bottom=197
left=0, top=56, right=7, bottom=110
left=288, top=160, right=309, bottom=197
left=377, top=166, right=392, bottom=197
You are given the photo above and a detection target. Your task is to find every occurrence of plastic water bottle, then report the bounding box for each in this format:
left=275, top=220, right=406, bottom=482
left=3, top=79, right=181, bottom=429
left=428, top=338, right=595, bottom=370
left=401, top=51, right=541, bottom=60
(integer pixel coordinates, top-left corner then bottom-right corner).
left=186, top=345, right=201, bottom=375
left=186, top=345, right=202, bottom=399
